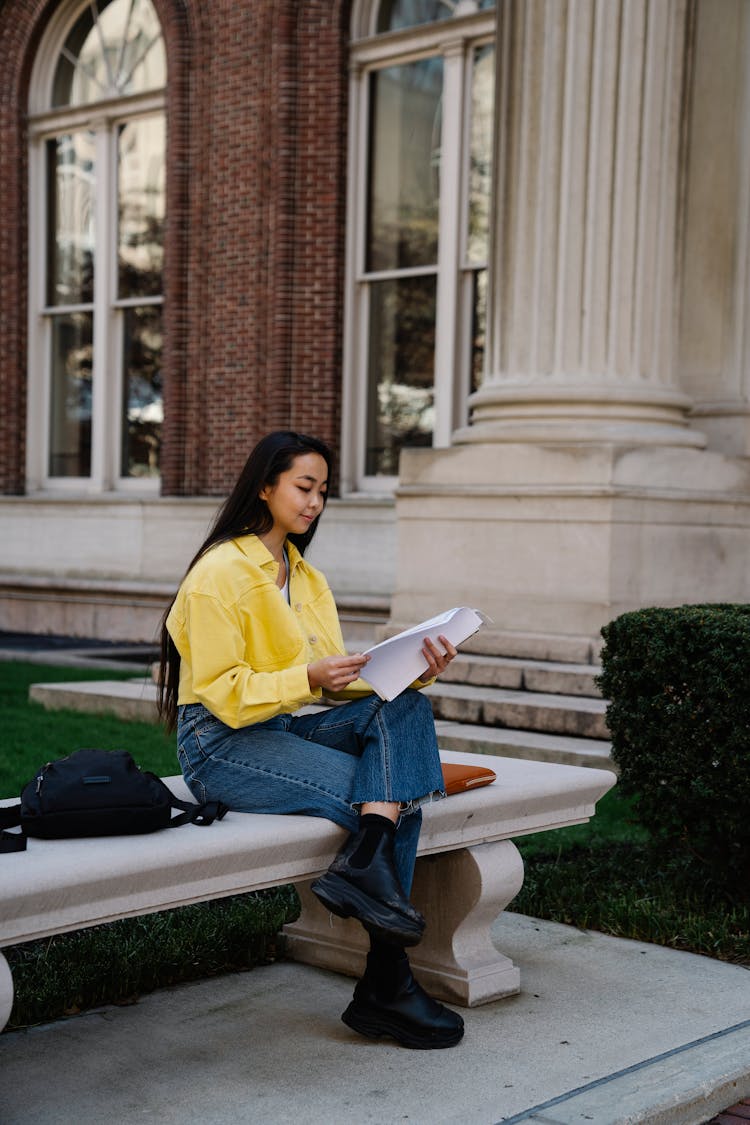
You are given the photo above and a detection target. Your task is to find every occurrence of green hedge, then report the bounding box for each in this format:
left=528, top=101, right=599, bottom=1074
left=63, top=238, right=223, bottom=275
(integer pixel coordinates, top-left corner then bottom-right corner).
left=598, top=604, right=750, bottom=900
left=5, top=886, right=300, bottom=1030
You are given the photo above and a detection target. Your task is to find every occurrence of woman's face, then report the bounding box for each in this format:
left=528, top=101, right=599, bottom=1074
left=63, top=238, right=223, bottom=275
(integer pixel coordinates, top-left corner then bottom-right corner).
left=259, top=452, right=329, bottom=539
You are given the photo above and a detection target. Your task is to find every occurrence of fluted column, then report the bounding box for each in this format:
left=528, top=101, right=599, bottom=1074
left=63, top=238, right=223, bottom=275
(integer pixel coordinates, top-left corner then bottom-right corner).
left=458, top=0, right=703, bottom=447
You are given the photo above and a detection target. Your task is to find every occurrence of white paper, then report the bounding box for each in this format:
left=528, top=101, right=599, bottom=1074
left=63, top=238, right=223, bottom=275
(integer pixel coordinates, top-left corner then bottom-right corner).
left=360, top=607, right=485, bottom=701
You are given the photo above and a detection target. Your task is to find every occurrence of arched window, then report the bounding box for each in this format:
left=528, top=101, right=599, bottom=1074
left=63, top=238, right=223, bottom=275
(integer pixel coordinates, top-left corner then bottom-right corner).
left=341, top=0, right=495, bottom=490
left=27, top=0, right=166, bottom=491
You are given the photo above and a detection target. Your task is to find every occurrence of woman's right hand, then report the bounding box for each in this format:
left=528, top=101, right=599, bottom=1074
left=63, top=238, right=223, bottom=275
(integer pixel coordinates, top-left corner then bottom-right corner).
left=307, top=653, right=369, bottom=692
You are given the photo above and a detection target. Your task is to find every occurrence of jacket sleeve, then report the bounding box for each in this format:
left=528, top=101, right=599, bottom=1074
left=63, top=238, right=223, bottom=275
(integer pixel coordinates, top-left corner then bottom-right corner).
left=181, top=591, right=321, bottom=728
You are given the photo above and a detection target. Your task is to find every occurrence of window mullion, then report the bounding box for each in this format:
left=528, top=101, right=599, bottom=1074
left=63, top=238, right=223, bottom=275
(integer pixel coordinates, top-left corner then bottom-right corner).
left=342, top=57, right=377, bottom=492
left=433, top=39, right=466, bottom=448
left=90, top=121, right=113, bottom=490
left=26, top=140, right=49, bottom=491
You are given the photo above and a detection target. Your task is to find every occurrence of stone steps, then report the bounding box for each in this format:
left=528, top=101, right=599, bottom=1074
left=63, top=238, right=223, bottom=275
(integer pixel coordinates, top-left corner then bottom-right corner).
left=26, top=625, right=612, bottom=771
left=30, top=664, right=612, bottom=771
left=440, top=652, right=601, bottom=697
left=424, top=680, right=609, bottom=740
left=433, top=720, right=612, bottom=771
left=427, top=647, right=612, bottom=769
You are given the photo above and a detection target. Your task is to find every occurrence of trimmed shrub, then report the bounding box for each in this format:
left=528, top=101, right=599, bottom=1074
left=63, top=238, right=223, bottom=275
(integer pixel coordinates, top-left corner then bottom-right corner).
left=5, top=886, right=299, bottom=1030
left=598, top=604, right=750, bottom=900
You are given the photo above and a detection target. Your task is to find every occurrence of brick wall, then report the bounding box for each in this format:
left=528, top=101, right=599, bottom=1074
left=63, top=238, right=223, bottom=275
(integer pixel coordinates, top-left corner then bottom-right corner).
left=0, top=0, right=351, bottom=497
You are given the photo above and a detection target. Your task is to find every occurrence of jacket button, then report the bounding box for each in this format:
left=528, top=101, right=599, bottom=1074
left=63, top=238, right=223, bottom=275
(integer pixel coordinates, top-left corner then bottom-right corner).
left=295, top=602, right=302, bottom=612
left=309, top=635, right=318, bottom=644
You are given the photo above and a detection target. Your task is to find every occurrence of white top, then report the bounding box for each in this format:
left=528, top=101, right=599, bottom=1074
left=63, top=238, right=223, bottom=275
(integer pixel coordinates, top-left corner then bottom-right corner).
left=280, top=547, right=290, bottom=603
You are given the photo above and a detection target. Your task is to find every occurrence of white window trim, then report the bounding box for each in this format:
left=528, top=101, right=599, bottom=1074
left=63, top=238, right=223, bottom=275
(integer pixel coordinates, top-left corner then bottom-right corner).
left=340, top=4, right=495, bottom=495
left=25, top=0, right=165, bottom=496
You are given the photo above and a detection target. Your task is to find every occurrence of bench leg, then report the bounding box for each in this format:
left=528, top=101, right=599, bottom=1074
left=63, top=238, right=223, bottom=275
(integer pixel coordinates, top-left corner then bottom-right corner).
left=0, top=951, right=13, bottom=1032
left=284, top=839, right=525, bottom=1007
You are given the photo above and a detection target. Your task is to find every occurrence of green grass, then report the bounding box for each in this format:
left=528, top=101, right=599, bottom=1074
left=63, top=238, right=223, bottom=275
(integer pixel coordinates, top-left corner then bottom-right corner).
left=1, top=661, right=299, bottom=1030
left=0, top=661, right=178, bottom=797
left=513, top=842, right=750, bottom=962
left=516, top=785, right=650, bottom=857
left=513, top=788, right=750, bottom=964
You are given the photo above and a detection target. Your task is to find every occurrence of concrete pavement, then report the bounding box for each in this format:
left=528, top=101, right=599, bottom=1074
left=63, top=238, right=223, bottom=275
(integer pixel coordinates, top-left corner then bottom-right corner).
left=1, top=912, right=749, bottom=1125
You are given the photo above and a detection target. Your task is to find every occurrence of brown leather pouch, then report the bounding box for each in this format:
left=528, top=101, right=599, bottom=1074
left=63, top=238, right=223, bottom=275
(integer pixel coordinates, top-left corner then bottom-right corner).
left=441, top=761, right=497, bottom=796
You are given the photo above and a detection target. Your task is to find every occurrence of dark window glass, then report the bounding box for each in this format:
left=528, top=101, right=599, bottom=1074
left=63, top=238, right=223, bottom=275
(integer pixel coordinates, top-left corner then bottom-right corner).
left=46, top=133, right=95, bottom=306
left=118, top=116, right=165, bottom=299
left=377, top=0, right=494, bottom=33
left=366, top=275, right=436, bottom=475
left=367, top=59, right=443, bottom=271
left=121, top=305, right=163, bottom=478
left=49, top=312, right=93, bottom=477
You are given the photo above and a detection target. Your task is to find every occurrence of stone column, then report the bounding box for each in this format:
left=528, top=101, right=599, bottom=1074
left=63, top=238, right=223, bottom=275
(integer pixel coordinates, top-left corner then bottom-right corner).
left=389, top=0, right=750, bottom=647
left=460, top=0, right=701, bottom=448
left=680, top=1, right=750, bottom=456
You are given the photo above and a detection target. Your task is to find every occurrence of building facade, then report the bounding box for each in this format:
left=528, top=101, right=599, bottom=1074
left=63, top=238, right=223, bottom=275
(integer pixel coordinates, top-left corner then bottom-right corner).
left=1, top=0, right=750, bottom=647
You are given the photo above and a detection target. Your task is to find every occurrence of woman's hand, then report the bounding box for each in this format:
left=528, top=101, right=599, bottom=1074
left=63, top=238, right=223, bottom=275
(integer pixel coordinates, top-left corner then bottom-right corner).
left=417, top=634, right=457, bottom=683
left=307, top=653, right=370, bottom=692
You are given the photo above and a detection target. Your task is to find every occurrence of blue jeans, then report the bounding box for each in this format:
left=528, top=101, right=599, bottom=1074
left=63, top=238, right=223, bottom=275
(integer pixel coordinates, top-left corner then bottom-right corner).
left=176, top=689, right=445, bottom=894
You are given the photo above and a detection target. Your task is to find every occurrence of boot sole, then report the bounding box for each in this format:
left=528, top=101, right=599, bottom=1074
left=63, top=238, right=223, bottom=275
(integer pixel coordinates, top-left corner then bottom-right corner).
left=341, top=1000, right=464, bottom=1050
left=310, top=872, right=424, bottom=947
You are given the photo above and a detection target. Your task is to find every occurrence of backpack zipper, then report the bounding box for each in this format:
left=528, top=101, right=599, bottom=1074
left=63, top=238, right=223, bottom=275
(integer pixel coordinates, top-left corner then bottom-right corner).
left=35, top=764, right=51, bottom=795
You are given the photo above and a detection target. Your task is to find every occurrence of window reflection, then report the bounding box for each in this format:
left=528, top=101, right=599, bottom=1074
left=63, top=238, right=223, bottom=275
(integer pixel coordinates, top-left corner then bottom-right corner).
left=47, top=133, right=95, bottom=306
left=377, top=0, right=494, bottom=33
left=470, top=269, right=488, bottom=391
left=367, top=59, right=443, bottom=271
left=53, top=0, right=166, bottom=108
left=467, top=43, right=494, bottom=265
left=366, top=275, right=436, bottom=475
left=49, top=312, right=93, bottom=477
left=118, top=116, right=165, bottom=298
left=122, top=305, right=162, bottom=477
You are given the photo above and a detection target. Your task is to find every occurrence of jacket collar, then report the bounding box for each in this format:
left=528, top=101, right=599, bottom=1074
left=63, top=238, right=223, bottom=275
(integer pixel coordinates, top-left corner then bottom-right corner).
left=234, top=533, right=304, bottom=574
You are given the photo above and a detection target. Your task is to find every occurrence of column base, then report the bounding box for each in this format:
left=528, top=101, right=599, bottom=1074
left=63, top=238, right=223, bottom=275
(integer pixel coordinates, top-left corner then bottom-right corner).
left=458, top=381, right=705, bottom=449
left=390, top=441, right=750, bottom=638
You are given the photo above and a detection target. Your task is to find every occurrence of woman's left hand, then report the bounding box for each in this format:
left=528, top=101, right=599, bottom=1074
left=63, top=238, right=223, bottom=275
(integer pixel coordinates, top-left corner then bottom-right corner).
left=417, top=634, right=457, bottom=683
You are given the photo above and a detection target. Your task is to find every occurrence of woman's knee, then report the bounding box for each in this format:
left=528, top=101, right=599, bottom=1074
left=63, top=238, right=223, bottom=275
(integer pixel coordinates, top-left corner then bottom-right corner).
left=386, top=688, right=434, bottom=723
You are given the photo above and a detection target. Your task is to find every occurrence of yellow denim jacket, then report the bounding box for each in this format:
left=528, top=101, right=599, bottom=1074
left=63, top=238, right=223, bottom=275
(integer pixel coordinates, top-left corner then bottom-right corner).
left=167, top=533, right=371, bottom=728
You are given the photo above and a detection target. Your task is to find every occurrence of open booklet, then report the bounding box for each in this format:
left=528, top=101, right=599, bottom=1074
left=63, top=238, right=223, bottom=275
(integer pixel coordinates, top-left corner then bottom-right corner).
left=360, top=607, right=487, bottom=701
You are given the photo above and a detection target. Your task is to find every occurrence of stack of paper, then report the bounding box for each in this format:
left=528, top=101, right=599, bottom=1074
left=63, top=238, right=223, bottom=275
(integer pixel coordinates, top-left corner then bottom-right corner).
left=360, top=607, right=486, bottom=701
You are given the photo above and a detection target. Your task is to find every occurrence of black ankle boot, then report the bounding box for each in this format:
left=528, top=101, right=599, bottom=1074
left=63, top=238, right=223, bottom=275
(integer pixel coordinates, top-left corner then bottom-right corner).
left=311, top=817, right=425, bottom=947
left=342, top=948, right=464, bottom=1050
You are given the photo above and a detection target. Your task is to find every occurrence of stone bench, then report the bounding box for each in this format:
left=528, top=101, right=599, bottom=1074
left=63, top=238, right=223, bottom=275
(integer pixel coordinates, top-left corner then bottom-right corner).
left=0, top=749, right=616, bottom=1029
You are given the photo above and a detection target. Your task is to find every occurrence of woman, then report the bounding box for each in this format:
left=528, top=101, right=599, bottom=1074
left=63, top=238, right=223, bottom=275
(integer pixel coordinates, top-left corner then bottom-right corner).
left=158, top=431, right=464, bottom=1049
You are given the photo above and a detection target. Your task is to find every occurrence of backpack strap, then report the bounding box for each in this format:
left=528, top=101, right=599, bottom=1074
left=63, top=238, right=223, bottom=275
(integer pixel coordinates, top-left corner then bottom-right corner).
left=144, top=774, right=229, bottom=829
left=168, top=796, right=229, bottom=827
left=0, top=805, right=26, bottom=852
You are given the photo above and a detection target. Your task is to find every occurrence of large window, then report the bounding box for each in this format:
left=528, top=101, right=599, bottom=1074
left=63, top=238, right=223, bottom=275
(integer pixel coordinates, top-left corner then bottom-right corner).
left=342, top=0, right=495, bottom=489
left=27, top=0, right=166, bottom=491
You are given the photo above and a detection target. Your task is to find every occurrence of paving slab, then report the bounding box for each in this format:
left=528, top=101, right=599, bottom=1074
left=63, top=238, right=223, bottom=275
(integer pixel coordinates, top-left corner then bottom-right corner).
left=29, top=677, right=158, bottom=722
left=1, top=913, right=748, bottom=1125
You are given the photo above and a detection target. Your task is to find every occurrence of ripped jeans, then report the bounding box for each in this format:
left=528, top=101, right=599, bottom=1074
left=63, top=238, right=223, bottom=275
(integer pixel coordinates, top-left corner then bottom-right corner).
left=176, top=689, right=445, bottom=894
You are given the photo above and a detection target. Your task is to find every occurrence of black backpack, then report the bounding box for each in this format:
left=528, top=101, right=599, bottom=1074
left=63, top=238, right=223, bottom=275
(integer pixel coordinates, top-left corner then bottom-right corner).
left=0, top=748, right=227, bottom=853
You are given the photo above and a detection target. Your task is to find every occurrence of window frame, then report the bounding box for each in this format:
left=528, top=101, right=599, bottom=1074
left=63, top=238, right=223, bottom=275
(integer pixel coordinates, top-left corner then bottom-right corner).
left=340, top=4, right=495, bottom=494
left=25, top=0, right=166, bottom=495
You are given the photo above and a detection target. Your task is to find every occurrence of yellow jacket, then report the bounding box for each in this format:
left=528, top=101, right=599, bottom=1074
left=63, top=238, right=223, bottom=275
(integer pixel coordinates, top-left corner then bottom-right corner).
left=166, top=533, right=371, bottom=728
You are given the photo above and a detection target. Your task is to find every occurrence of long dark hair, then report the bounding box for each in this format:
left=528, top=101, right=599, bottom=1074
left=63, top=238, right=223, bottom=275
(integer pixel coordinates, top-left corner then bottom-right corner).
left=157, top=431, right=333, bottom=731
